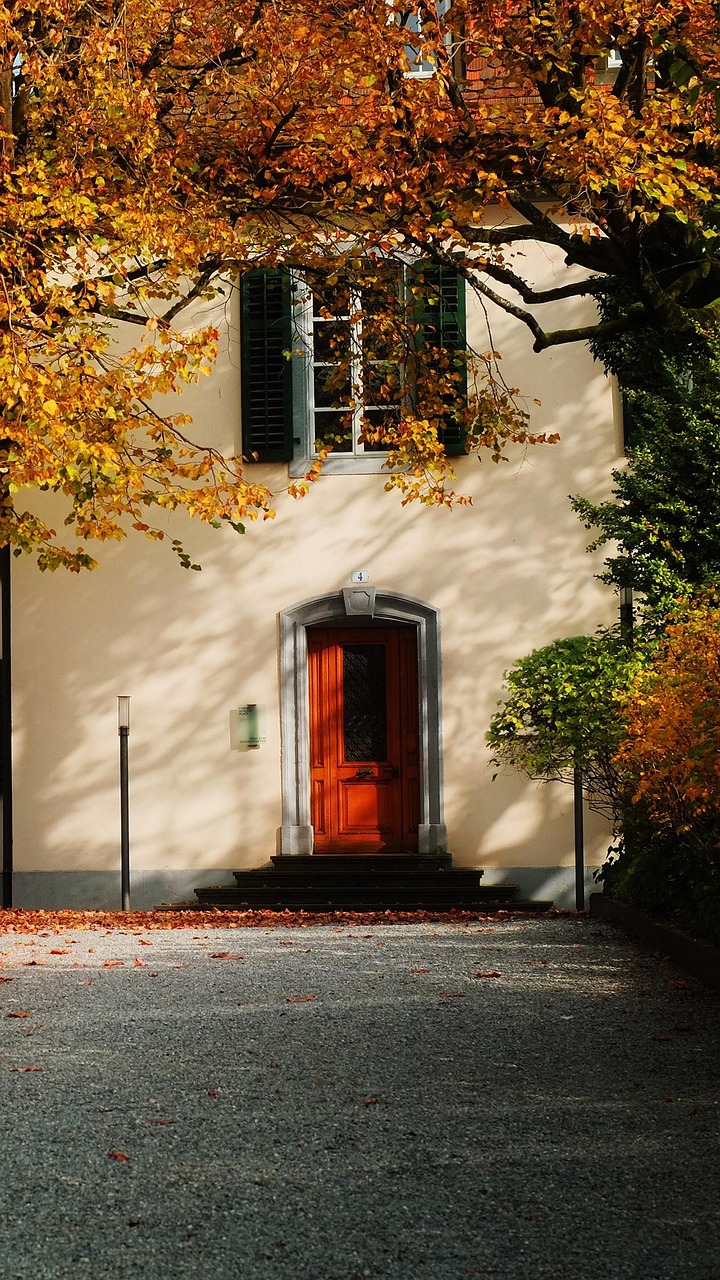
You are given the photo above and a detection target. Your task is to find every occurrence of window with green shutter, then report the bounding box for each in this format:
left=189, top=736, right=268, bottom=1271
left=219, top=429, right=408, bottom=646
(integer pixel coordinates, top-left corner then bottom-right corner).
left=241, top=262, right=468, bottom=469
left=240, top=269, right=294, bottom=462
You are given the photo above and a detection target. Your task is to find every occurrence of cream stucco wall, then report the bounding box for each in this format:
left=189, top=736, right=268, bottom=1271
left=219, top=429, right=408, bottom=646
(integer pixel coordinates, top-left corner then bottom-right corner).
left=10, top=244, right=623, bottom=908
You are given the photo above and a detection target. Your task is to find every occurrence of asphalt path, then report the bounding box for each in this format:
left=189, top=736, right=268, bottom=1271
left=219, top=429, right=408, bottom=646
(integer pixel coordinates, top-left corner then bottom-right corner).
left=0, top=915, right=718, bottom=1280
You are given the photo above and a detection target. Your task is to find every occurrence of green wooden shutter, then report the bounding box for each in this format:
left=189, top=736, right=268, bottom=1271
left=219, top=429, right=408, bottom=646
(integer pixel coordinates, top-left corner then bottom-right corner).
left=411, top=264, right=468, bottom=455
left=240, top=269, right=294, bottom=462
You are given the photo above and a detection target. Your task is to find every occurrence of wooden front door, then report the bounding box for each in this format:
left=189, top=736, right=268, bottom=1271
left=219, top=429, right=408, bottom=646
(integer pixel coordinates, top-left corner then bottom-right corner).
left=308, top=626, right=419, bottom=853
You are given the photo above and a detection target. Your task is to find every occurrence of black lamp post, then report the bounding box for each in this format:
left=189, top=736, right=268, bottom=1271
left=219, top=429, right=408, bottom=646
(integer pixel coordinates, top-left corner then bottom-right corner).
left=620, top=586, right=635, bottom=646
left=573, top=764, right=585, bottom=911
left=118, top=696, right=131, bottom=911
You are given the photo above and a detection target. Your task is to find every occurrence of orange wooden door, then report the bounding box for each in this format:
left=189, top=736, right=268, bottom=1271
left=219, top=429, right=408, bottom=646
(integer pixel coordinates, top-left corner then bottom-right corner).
left=308, top=626, right=419, bottom=853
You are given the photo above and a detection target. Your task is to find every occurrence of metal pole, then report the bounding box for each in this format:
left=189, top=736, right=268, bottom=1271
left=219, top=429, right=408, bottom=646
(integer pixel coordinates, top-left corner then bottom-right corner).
left=619, top=586, right=635, bottom=647
left=1, top=545, right=12, bottom=907
left=119, top=723, right=130, bottom=911
left=573, top=765, right=585, bottom=911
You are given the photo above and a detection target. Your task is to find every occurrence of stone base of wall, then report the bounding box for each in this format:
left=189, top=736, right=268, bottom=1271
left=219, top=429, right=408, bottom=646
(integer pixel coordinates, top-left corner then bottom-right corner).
left=11, top=865, right=599, bottom=912
left=11, top=870, right=237, bottom=912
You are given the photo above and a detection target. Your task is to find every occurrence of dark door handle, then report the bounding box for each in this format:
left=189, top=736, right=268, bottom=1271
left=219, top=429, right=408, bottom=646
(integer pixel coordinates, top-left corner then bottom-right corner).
left=355, top=768, right=374, bottom=777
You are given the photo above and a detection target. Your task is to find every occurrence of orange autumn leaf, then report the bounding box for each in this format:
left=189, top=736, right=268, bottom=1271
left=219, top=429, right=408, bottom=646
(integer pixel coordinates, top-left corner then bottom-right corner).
left=209, top=953, right=244, bottom=960
left=103, top=960, right=125, bottom=968
left=0, top=908, right=541, bottom=935
left=5, top=1010, right=32, bottom=1018
left=474, top=971, right=502, bottom=979
left=10, top=1065, right=42, bottom=1073
left=286, top=995, right=316, bottom=1003
left=108, top=1150, right=130, bottom=1161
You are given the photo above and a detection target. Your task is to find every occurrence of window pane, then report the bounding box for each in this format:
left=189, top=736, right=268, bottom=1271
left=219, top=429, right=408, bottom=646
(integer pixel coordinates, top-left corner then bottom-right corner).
left=342, top=644, right=387, bottom=761
left=362, top=362, right=402, bottom=401
left=314, top=366, right=351, bottom=407
left=361, top=408, right=401, bottom=451
left=315, top=411, right=353, bottom=452
left=314, top=320, right=351, bottom=364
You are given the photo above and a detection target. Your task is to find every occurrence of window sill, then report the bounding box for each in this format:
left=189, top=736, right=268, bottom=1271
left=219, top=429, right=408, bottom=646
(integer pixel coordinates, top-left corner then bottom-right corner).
left=289, top=453, right=393, bottom=478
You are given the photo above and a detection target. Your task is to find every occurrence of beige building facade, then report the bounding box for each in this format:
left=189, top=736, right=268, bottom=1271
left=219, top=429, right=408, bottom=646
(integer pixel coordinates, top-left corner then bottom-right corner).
left=8, top=243, right=622, bottom=909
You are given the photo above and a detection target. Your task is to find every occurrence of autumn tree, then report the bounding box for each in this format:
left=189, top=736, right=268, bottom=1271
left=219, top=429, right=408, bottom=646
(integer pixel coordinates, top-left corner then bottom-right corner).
left=3, top=1, right=720, bottom=569
left=605, top=598, right=720, bottom=941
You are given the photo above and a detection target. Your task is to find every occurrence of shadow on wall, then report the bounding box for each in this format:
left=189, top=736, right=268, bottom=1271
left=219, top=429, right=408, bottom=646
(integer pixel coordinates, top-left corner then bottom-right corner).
left=14, top=533, right=280, bottom=878
left=12, top=326, right=618, bottom=898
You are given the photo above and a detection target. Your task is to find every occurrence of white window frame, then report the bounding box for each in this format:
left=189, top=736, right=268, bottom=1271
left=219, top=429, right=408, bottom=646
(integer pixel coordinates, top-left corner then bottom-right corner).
left=289, top=272, right=403, bottom=477
left=387, top=2, right=452, bottom=80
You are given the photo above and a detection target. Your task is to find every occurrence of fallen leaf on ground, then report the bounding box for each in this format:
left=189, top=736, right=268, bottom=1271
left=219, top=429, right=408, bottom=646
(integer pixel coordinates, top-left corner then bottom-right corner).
left=0, top=977, right=12, bottom=983
left=103, top=960, right=124, bottom=968
left=661, top=1094, right=673, bottom=1102
left=358, top=1097, right=380, bottom=1106
left=23, top=961, right=46, bottom=967
left=6, top=1010, right=31, bottom=1018
left=474, top=971, right=502, bottom=979
left=207, top=1090, right=220, bottom=1098
left=133, top=959, right=147, bottom=968
left=10, top=1065, right=42, bottom=1072
left=0, top=907, right=554, bottom=934
left=440, top=992, right=464, bottom=998
left=286, top=994, right=316, bottom=1003
left=49, top=949, right=70, bottom=955
left=210, top=952, right=244, bottom=960
left=108, top=1150, right=130, bottom=1161
left=411, top=967, right=428, bottom=974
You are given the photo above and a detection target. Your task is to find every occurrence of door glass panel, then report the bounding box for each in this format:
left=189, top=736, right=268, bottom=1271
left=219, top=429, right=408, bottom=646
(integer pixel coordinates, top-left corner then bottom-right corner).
left=342, top=644, right=387, bottom=761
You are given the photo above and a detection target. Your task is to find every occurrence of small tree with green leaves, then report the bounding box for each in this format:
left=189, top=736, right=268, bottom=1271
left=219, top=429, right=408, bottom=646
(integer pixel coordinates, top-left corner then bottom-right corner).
left=487, top=631, right=644, bottom=820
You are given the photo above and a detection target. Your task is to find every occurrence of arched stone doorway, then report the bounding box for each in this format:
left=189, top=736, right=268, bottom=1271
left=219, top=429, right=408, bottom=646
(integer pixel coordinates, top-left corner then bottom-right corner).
left=277, top=589, right=447, bottom=858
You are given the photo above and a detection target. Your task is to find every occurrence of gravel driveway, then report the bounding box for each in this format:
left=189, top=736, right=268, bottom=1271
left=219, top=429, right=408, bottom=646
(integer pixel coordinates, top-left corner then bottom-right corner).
left=0, top=914, right=718, bottom=1280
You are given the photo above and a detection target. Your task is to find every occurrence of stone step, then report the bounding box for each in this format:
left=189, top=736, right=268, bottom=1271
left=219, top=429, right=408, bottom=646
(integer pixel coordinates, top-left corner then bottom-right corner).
left=189, top=858, right=553, bottom=913
left=271, top=854, right=453, bottom=873
left=193, top=884, right=540, bottom=912
left=233, top=867, right=489, bottom=891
